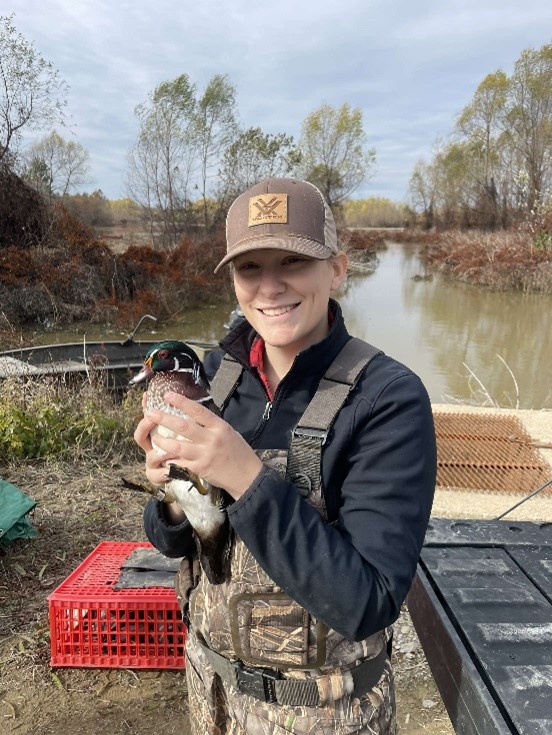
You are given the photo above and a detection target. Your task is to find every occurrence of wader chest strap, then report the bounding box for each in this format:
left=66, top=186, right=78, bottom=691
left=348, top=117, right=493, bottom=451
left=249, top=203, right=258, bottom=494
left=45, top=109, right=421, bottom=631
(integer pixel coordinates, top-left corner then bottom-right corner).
left=287, top=338, right=382, bottom=499
left=208, top=338, right=383, bottom=505
left=210, top=339, right=381, bottom=421
left=209, top=355, right=243, bottom=411
left=296, top=338, right=382, bottom=432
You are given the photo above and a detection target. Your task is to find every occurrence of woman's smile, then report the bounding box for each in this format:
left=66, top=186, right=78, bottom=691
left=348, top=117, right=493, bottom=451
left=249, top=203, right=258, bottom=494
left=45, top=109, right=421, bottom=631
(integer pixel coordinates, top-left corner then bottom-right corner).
left=257, top=303, right=300, bottom=318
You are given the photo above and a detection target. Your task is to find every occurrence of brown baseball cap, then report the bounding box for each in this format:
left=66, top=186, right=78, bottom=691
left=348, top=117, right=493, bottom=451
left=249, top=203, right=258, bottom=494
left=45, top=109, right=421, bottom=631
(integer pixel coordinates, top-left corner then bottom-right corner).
left=214, top=178, right=338, bottom=273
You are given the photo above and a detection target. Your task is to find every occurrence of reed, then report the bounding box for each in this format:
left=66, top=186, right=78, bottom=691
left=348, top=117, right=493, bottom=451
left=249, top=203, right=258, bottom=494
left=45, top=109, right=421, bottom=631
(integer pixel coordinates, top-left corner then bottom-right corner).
left=421, top=230, right=552, bottom=292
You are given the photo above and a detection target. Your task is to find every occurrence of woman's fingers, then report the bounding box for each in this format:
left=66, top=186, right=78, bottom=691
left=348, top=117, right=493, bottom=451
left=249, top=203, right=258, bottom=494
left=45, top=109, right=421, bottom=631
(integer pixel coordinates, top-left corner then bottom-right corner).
left=134, top=415, right=157, bottom=452
left=164, top=392, right=218, bottom=426
left=139, top=391, right=263, bottom=498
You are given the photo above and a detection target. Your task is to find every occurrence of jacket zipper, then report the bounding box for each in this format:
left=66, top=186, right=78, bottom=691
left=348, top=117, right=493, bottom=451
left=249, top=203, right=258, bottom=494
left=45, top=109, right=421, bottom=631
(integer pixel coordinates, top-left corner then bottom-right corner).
left=262, top=401, right=272, bottom=422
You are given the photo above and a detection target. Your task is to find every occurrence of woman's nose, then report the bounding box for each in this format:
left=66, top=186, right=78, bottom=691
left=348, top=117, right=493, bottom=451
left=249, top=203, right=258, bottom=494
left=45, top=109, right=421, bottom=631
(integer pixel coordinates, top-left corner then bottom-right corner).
left=258, top=266, right=285, bottom=295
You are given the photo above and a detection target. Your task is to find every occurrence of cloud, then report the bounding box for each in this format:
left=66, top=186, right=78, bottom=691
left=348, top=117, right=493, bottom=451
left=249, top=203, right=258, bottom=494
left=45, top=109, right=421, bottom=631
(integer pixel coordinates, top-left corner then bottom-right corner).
left=7, top=0, right=552, bottom=201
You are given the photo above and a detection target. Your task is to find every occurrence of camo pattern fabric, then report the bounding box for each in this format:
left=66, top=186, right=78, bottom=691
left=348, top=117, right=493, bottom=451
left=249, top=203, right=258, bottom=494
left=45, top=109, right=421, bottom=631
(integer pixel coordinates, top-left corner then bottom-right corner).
left=185, top=631, right=396, bottom=734
left=185, top=449, right=395, bottom=733
left=189, top=450, right=387, bottom=670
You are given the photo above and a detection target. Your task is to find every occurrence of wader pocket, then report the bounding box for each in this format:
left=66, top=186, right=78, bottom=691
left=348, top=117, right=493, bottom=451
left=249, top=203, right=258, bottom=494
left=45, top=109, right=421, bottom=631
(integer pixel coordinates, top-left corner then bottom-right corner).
left=228, top=592, right=327, bottom=669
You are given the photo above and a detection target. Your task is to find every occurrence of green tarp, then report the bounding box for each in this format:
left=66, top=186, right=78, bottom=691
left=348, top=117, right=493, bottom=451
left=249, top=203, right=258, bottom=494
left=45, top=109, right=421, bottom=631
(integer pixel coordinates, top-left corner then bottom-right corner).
left=0, top=478, right=37, bottom=546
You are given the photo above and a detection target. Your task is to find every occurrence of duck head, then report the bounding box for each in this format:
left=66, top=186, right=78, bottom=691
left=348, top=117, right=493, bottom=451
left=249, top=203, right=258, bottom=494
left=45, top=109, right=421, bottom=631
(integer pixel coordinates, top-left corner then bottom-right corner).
left=130, top=340, right=210, bottom=392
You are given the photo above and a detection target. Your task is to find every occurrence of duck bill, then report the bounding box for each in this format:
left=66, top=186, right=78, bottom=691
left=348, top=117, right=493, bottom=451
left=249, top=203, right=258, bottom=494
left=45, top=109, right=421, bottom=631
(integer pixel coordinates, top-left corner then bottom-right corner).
left=129, top=359, right=153, bottom=385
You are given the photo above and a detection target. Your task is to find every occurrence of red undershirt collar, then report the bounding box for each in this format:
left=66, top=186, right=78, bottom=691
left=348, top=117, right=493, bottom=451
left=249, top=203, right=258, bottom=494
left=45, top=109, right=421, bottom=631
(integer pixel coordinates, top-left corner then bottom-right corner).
left=248, top=309, right=335, bottom=401
left=249, top=336, right=272, bottom=399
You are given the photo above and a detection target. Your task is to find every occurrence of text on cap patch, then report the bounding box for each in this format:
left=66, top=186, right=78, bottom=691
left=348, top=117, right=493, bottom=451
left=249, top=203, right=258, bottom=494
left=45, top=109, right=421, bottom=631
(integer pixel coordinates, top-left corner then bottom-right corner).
left=248, top=194, right=288, bottom=226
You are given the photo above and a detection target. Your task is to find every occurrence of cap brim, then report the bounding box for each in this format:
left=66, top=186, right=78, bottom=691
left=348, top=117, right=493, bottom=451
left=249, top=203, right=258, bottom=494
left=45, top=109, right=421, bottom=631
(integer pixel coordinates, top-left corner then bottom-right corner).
left=214, top=236, right=334, bottom=273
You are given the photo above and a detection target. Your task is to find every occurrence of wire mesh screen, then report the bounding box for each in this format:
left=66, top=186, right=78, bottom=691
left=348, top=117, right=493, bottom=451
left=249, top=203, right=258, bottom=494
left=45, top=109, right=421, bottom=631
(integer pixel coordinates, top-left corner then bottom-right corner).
left=434, top=412, right=552, bottom=495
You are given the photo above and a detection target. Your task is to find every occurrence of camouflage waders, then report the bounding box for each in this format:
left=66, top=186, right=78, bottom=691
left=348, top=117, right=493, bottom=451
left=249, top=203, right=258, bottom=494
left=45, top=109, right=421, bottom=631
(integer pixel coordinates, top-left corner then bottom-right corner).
left=176, top=338, right=397, bottom=734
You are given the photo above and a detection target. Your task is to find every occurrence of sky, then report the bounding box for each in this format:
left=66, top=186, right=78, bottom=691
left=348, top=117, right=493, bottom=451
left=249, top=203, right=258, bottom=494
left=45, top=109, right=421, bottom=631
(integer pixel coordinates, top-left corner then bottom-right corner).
left=7, top=0, right=552, bottom=203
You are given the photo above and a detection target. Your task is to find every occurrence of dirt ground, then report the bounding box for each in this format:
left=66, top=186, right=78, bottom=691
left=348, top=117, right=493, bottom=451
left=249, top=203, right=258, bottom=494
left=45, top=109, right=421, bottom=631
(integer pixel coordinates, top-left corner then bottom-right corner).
left=2, top=405, right=551, bottom=735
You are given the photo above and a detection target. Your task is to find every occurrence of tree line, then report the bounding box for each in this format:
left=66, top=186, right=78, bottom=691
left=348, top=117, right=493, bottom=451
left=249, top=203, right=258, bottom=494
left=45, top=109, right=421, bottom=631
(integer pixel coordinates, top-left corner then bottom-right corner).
left=0, top=14, right=375, bottom=249
left=3, top=13, right=551, bottom=252
left=409, top=43, right=552, bottom=238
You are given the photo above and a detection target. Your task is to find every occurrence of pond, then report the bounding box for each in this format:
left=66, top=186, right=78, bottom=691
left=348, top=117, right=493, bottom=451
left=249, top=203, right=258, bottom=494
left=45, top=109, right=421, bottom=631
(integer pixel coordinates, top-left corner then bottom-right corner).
left=29, top=241, right=551, bottom=409
left=339, top=242, right=551, bottom=409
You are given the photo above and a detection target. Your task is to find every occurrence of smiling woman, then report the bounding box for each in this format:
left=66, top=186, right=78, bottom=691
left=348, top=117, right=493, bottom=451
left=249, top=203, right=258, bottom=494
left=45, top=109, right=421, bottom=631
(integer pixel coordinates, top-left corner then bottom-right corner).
left=135, top=177, right=437, bottom=735
left=232, top=250, right=348, bottom=390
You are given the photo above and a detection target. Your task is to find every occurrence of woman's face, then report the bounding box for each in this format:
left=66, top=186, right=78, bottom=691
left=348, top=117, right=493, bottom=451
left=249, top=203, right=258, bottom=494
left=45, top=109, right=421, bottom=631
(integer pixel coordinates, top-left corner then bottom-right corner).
left=232, top=249, right=347, bottom=355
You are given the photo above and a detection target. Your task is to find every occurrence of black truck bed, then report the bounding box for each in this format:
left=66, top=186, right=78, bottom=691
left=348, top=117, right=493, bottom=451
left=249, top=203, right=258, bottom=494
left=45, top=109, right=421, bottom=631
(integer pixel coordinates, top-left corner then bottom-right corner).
left=408, top=518, right=552, bottom=735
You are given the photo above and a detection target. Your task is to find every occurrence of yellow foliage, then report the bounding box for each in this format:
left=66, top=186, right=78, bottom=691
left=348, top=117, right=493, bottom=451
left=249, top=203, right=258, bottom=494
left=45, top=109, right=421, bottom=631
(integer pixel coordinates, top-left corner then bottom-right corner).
left=343, top=198, right=408, bottom=227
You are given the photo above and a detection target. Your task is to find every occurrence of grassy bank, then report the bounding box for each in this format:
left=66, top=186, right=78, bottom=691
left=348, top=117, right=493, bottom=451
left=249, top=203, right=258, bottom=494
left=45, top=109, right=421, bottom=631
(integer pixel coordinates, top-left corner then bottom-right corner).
left=0, top=374, right=453, bottom=734
left=421, top=230, right=552, bottom=292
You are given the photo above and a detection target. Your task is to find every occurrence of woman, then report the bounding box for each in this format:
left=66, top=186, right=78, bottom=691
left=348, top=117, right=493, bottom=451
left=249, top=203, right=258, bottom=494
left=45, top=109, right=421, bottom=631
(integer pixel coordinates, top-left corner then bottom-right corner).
left=134, top=177, right=436, bottom=734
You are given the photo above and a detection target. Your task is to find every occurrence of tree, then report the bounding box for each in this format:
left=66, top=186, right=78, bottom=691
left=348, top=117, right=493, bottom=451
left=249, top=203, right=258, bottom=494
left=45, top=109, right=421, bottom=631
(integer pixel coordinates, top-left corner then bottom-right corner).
left=454, top=44, right=552, bottom=222
left=409, top=43, right=552, bottom=230
left=456, top=71, right=508, bottom=228
left=298, top=103, right=375, bottom=208
left=194, top=74, right=238, bottom=231
left=409, top=141, right=480, bottom=230
left=343, top=197, right=407, bottom=228
left=432, top=142, right=476, bottom=228
left=217, top=126, right=301, bottom=203
left=501, top=44, right=552, bottom=210
left=0, top=14, right=67, bottom=164
left=23, top=130, right=91, bottom=202
left=409, top=159, right=436, bottom=230
left=127, top=74, right=197, bottom=248
left=64, top=190, right=113, bottom=227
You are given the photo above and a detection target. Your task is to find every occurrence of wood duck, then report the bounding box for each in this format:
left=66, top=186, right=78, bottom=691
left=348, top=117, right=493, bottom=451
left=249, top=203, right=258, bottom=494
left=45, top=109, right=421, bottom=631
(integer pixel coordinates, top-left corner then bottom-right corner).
left=130, top=340, right=232, bottom=584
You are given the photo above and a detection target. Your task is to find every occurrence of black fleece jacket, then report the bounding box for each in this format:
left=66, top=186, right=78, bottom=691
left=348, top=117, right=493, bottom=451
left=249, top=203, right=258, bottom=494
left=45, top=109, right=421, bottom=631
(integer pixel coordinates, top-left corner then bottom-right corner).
left=144, top=300, right=436, bottom=641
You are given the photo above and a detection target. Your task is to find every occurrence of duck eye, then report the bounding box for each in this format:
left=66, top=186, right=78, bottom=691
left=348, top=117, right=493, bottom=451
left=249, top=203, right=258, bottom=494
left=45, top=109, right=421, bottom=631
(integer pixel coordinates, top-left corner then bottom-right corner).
left=157, top=350, right=169, bottom=359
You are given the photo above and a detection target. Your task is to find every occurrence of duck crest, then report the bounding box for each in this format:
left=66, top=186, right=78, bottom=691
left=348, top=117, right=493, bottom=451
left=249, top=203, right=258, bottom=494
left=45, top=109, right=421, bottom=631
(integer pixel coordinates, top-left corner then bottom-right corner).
left=130, top=340, right=232, bottom=585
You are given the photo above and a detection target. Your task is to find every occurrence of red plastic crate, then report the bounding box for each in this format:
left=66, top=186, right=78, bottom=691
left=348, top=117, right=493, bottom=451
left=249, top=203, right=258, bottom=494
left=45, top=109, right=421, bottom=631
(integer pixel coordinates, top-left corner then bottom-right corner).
left=48, top=541, right=186, bottom=669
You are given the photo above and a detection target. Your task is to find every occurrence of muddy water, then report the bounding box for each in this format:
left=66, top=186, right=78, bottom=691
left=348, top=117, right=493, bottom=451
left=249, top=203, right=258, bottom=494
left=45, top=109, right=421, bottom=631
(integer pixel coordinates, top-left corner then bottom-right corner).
left=340, top=242, right=551, bottom=409
left=29, top=242, right=551, bottom=408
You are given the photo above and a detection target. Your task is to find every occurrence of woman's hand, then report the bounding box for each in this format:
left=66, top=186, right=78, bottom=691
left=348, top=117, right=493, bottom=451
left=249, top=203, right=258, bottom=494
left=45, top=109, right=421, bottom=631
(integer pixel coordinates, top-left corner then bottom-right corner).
left=135, top=391, right=264, bottom=500
left=133, top=412, right=176, bottom=487
left=133, top=411, right=187, bottom=523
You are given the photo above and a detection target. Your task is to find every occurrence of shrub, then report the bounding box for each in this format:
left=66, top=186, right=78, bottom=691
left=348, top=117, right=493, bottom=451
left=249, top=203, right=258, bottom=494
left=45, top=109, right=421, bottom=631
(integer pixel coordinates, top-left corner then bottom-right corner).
left=0, top=166, right=49, bottom=249
left=0, top=376, right=142, bottom=464
left=422, top=230, right=552, bottom=292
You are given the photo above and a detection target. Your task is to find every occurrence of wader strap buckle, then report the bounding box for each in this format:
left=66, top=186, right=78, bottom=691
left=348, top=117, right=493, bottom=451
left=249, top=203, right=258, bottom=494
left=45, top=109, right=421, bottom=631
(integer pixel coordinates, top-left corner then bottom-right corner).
left=292, top=426, right=328, bottom=442
left=235, top=661, right=280, bottom=703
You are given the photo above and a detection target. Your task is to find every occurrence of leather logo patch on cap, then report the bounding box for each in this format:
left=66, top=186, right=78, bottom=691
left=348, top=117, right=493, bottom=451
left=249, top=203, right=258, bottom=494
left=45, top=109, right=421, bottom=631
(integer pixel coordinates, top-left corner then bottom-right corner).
left=248, top=194, right=288, bottom=226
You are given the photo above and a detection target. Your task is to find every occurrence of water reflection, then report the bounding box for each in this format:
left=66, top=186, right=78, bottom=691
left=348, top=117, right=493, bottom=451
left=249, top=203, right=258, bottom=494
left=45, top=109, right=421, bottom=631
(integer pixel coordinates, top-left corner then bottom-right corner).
left=340, top=242, right=551, bottom=408
left=30, top=303, right=234, bottom=347
left=29, top=242, right=551, bottom=408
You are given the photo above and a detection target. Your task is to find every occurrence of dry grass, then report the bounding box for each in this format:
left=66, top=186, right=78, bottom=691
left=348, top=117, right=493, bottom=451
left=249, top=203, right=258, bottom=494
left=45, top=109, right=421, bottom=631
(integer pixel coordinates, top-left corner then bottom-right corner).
left=0, top=459, right=193, bottom=735
left=422, top=230, right=552, bottom=292
left=0, top=458, right=452, bottom=735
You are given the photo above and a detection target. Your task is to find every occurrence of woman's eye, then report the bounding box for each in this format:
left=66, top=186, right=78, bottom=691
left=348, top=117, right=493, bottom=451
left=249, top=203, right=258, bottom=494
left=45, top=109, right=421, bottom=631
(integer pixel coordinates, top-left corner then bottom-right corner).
left=283, top=256, right=308, bottom=267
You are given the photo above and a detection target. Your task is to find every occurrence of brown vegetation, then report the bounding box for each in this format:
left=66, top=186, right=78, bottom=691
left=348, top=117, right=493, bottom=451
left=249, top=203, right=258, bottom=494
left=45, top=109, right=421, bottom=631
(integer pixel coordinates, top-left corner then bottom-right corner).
left=2, top=163, right=551, bottom=351
left=0, top=165, right=49, bottom=249
left=421, top=230, right=552, bottom=292
left=0, top=180, right=232, bottom=341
